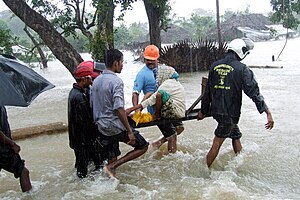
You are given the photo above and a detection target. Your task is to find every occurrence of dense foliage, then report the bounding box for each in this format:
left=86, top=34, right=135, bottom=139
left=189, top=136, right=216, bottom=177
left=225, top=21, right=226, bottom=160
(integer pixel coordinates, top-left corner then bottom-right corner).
left=270, top=0, right=300, bottom=29
left=0, top=20, right=18, bottom=54
left=3, top=0, right=300, bottom=68
left=1, top=9, right=224, bottom=53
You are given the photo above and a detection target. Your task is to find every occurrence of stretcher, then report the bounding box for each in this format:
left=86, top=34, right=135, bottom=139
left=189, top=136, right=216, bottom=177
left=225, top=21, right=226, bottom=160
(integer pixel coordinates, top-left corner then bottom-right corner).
left=128, top=77, right=208, bottom=128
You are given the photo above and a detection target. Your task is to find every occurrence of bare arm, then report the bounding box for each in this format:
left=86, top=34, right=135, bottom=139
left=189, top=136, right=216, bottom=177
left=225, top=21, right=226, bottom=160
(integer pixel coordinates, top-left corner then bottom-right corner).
left=133, top=91, right=153, bottom=105
left=132, top=92, right=139, bottom=106
left=265, top=109, right=274, bottom=130
left=126, top=104, right=143, bottom=115
left=131, top=92, right=142, bottom=116
left=141, top=92, right=153, bottom=102
left=116, top=108, right=136, bottom=145
left=0, top=131, right=20, bottom=154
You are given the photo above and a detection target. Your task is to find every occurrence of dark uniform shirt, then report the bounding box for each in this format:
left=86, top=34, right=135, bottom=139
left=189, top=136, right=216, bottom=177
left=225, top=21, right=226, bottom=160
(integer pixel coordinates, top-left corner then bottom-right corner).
left=201, top=52, right=268, bottom=120
left=68, top=84, right=97, bottom=149
left=0, top=106, right=25, bottom=178
left=0, top=106, right=12, bottom=154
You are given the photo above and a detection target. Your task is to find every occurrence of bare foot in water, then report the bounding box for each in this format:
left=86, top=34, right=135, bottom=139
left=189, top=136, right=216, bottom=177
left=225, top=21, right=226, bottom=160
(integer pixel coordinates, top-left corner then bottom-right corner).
left=103, top=165, right=118, bottom=180
left=149, top=140, right=162, bottom=151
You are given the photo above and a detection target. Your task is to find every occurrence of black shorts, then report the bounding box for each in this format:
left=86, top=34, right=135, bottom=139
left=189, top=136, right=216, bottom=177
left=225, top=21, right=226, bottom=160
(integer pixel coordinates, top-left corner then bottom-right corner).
left=213, top=115, right=242, bottom=139
left=100, top=129, right=148, bottom=160
left=0, top=151, right=25, bottom=178
left=157, top=121, right=183, bottom=138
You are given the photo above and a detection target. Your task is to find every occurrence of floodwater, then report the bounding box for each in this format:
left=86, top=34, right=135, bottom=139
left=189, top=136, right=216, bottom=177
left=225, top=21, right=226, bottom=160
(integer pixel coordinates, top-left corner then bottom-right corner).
left=1, top=38, right=300, bottom=199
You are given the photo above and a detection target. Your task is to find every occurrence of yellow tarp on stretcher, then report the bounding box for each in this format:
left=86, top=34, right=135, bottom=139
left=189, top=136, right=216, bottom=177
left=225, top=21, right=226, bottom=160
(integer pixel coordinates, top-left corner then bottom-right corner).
left=131, top=111, right=153, bottom=125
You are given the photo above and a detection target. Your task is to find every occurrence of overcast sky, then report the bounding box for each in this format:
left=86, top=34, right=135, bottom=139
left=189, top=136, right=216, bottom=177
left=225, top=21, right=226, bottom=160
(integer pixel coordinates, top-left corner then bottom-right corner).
left=1, top=0, right=273, bottom=24
left=116, top=0, right=273, bottom=24
left=171, top=0, right=272, bottom=14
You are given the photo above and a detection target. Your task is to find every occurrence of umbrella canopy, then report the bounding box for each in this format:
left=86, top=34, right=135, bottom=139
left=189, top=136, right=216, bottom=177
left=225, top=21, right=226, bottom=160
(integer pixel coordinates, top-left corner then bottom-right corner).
left=0, top=54, right=55, bottom=107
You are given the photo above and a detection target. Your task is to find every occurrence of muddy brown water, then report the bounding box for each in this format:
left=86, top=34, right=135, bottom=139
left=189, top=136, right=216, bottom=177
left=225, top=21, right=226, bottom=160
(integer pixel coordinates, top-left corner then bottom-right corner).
left=1, top=39, right=300, bottom=199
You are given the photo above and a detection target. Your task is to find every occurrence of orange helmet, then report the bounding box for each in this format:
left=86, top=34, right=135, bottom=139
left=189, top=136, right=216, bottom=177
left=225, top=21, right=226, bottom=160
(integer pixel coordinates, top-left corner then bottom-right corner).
left=143, top=45, right=160, bottom=60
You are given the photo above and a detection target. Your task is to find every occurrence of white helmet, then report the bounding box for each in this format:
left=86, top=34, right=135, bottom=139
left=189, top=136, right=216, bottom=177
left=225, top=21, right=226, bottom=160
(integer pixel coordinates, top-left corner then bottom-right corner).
left=227, top=38, right=254, bottom=60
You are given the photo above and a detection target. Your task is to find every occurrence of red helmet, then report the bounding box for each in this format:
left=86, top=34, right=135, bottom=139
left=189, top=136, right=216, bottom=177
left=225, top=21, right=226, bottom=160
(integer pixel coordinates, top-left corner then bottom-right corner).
left=143, top=45, right=160, bottom=60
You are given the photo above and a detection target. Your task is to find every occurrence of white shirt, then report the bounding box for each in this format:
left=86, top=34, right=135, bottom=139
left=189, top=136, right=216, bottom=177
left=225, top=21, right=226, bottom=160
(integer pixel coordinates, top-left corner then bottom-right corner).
left=141, top=79, right=186, bottom=118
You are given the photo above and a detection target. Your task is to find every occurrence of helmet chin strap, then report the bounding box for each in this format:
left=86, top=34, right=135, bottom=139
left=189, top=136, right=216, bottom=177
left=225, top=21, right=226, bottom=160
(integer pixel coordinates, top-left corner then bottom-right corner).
left=240, top=52, right=250, bottom=61
left=242, top=47, right=249, bottom=54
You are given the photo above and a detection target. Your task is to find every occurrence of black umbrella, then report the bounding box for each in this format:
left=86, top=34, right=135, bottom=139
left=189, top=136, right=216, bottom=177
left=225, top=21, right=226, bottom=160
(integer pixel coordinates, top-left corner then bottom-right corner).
left=0, top=54, right=55, bottom=107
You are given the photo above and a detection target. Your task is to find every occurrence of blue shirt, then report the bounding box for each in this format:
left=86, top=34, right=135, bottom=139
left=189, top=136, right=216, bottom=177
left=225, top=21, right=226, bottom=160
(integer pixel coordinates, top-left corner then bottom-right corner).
left=133, top=65, right=157, bottom=95
left=133, top=65, right=157, bottom=113
left=92, top=70, right=126, bottom=136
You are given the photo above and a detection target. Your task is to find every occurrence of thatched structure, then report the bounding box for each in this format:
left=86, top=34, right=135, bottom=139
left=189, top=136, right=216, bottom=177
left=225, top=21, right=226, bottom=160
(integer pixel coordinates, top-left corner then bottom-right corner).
left=159, top=39, right=227, bottom=72
left=126, top=39, right=227, bottom=73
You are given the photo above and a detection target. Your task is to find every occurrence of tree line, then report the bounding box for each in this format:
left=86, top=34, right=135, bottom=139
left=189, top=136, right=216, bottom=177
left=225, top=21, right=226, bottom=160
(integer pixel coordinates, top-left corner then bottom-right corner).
left=1, top=0, right=300, bottom=75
